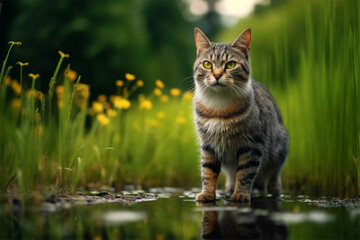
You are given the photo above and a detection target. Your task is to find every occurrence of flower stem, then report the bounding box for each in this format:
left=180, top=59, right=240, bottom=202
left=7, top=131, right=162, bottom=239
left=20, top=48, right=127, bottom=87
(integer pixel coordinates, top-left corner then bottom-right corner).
left=48, top=53, right=67, bottom=122
left=19, top=65, right=24, bottom=124
left=0, top=43, right=15, bottom=87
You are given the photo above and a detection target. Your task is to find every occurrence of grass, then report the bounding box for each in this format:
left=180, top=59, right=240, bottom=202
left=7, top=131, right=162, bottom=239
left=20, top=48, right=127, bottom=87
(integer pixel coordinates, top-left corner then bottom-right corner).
left=0, top=0, right=359, bottom=197
left=0, top=48, right=199, bottom=193
left=279, top=1, right=359, bottom=197
left=221, top=0, right=359, bottom=197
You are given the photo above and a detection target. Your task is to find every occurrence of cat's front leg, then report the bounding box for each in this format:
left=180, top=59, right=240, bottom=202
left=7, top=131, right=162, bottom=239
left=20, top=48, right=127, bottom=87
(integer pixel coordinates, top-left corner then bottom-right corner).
left=230, top=148, right=261, bottom=202
left=196, top=146, right=220, bottom=202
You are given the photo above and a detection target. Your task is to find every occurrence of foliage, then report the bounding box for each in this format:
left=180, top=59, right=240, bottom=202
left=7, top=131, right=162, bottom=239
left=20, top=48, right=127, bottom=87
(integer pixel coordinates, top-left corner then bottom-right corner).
left=4, top=0, right=195, bottom=97
left=220, top=0, right=359, bottom=196
left=0, top=46, right=198, bottom=192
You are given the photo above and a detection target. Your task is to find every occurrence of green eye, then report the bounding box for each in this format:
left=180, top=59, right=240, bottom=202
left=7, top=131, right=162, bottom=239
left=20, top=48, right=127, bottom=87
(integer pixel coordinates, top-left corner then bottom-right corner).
left=203, top=61, right=212, bottom=69
left=226, top=61, right=236, bottom=69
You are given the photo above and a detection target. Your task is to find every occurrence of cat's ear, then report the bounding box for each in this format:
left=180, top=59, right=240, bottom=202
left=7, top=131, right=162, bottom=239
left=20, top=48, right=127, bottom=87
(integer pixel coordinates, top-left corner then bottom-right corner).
left=231, top=28, right=251, bottom=56
left=194, top=27, right=212, bottom=56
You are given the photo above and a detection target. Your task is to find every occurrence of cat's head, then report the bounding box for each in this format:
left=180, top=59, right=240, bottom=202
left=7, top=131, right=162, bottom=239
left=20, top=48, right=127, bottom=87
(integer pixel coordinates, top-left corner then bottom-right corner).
left=193, top=28, right=251, bottom=94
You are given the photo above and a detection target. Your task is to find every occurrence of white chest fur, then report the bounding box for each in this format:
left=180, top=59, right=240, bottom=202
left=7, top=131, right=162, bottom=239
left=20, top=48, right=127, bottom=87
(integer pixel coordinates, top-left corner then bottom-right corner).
left=193, top=81, right=254, bottom=162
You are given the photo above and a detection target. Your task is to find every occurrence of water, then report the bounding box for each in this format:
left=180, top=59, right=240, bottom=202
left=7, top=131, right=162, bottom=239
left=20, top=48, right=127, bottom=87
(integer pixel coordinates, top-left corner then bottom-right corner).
left=1, top=190, right=359, bottom=239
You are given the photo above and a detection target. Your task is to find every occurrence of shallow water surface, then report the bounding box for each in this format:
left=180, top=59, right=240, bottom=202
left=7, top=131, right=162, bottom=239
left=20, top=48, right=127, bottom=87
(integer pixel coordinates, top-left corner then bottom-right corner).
left=1, top=190, right=359, bottom=239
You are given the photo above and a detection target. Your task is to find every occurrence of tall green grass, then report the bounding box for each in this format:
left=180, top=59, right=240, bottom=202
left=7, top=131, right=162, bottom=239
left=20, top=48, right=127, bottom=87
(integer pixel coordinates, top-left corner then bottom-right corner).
left=221, top=0, right=359, bottom=196
left=280, top=1, right=359, bottom=197
left=0, top=48, right=199, bottom=193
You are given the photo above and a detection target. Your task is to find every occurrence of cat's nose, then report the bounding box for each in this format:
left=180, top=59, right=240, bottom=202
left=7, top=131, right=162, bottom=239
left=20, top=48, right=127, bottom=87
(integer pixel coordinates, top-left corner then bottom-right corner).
left=214, top=74, right=222, bottom=80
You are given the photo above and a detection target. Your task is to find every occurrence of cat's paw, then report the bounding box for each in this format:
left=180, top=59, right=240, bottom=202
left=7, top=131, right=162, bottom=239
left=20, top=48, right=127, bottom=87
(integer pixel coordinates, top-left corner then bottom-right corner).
left=195, top=192, right=215, bottom=202
left=230, top=192, right=250, bottom=202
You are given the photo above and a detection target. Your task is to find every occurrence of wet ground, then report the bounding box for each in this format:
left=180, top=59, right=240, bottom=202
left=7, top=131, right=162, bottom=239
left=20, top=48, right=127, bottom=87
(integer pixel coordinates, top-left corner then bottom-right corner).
left=1, top=188, right=359, bottom=239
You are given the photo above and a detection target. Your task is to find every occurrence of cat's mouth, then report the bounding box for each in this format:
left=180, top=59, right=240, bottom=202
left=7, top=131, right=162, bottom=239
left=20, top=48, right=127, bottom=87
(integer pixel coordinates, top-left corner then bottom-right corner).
left=207, top=81, right=227, bottom=91
left=211, top=82, right=225, bottom=87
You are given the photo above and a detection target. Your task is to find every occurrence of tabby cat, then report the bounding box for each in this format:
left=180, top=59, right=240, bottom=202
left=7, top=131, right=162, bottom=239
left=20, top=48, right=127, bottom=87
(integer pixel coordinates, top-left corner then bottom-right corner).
left=193, top=28, right=289, bottom=202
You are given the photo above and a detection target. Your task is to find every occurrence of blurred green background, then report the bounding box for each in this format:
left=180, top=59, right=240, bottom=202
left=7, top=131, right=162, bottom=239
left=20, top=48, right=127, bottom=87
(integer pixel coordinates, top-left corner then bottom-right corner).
left=0, top=0, right=359, bottom=197
left=1, top=0, right=288, bottom=97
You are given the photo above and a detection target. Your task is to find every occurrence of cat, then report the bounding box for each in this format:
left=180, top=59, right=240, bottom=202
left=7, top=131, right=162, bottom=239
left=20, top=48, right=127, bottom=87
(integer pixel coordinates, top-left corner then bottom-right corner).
left=193, top=27, right=289, bottom=202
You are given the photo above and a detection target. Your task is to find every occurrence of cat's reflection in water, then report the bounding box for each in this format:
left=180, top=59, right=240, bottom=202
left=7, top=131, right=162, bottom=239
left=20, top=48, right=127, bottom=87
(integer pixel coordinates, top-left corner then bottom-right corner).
left=198, top=198, right=288, bottom=239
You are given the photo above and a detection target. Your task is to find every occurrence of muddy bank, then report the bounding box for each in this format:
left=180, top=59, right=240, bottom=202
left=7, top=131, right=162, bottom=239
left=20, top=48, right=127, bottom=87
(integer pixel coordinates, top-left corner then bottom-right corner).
left=2, top=188, right=360, bottom=213
left=1, top=189, right=360, bottom=239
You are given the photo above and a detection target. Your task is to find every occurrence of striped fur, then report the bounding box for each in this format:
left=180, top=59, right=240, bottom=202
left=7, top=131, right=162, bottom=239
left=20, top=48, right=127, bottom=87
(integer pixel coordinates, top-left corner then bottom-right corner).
left=193, top=28, right=289, bottom=202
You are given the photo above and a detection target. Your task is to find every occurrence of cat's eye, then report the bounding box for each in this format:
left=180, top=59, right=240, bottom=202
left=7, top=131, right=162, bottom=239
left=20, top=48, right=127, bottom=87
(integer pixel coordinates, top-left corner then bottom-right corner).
left=203, top=61, right=212, bottom=69
left=225, top=61, right=236, bottom=69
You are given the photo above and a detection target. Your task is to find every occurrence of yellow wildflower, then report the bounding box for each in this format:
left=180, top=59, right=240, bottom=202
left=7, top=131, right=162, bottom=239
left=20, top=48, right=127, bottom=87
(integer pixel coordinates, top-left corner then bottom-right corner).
left=4, top=77, right=11, bottom=86
left=75, top=84, right=90, bottom=109
left=114, top=97, right=131, bottom=109
left=159, top=95, right=169, bottom=102
left=26, top=89, right=41, bottom=100
left=106, top=108, right=117, bottom=117
left=170, top=88, right=181, bottom=97
left=139, top=99, right=153, bottom=110
left=11, top=80, right=21, bottom=95
left=16, top=62, right=29, bottom=67
left=81, top=89, right=90, bottom=98
left=28, top=73, right=40, bottom=80
left=66, top=69, right=77, bottom=82
left=92, top=101, right=104, bottom=113
left=155, top=79, right=165, bottom=89
left=156, top=112, right=166, bottom=119
left=8, top=41, right=22, bottom=46
left=11, top=98, right=21, bottom=108
left=183, top=91, right=193, bottom=100
left=125, top=73, right=135, bottom=81
left=58, top=50, right=70, bottom=58
left=76, top=83, right=90, bottom=98
left=75, top=83, right=89, bottom=89
left=97, top=114, right=109, bottom=126
left=25, top=89, right=32, bottom=98
left=11, top=98, right=21, bottom=114
left=55, top=85, right=64, bottom=99
left=97, top=94, right=107, bottom=103
left=154, top=88, right=162, bottom=96
left=75, top=83, right=89, bottom=90
left=177, top=116, right=187, bottom=124
left=116, top=80, right=124, bottom=87
left=136, top=80, right=144, bottom=87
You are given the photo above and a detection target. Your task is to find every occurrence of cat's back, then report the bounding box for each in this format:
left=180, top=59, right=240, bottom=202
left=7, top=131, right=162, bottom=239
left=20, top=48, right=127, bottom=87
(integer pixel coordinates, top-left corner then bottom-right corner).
left=251, top=80, right=289, bottom=164
left=251, top=80, right=285, bottom=127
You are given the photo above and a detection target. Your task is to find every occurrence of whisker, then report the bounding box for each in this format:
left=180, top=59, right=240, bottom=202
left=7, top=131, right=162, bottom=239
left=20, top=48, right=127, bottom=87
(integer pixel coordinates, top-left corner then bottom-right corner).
left=185, top=85, right=195, bottom=93
left=180, top=75, right=194, bottom=84
left=185, top=81, right=195, bottom=91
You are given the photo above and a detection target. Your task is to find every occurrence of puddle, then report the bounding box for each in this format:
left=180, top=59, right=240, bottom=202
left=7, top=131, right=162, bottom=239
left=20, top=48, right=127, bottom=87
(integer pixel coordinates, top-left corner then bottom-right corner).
left=1, top=190, right=359, bottom=239
left=270, top=211, right=335, bottom=224
left=102, top=210, right=147, bottom=226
